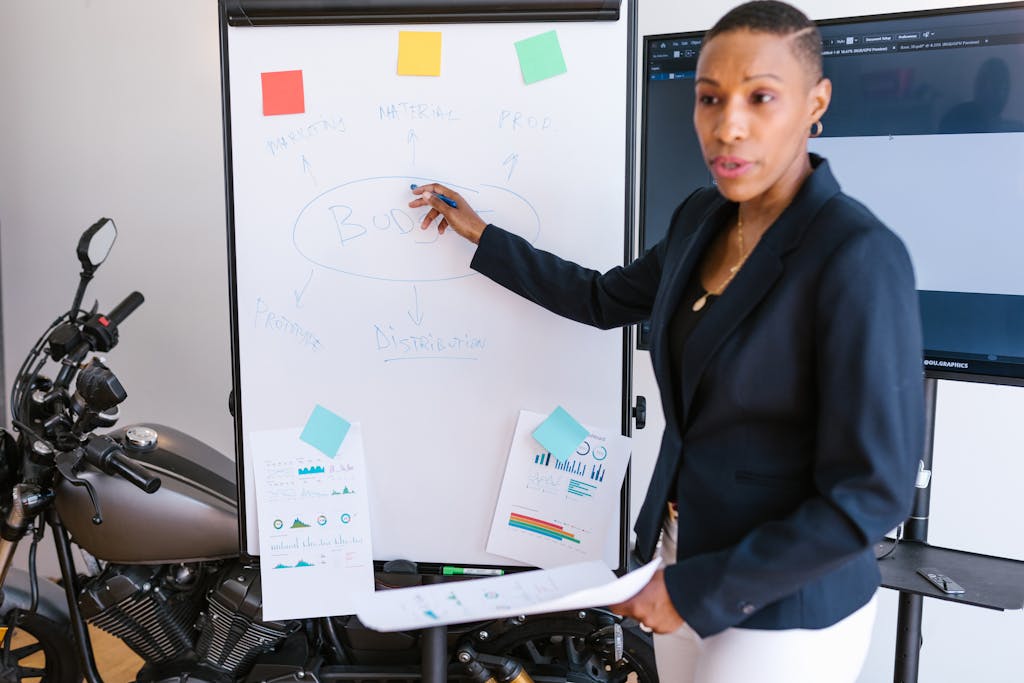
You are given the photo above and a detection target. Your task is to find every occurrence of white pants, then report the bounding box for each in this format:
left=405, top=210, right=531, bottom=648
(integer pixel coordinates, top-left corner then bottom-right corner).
left=654, top=518, right=877, bottom=683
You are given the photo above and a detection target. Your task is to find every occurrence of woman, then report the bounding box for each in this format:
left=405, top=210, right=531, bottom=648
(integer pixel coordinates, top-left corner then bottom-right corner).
left=410, top=2, right=923, bottom=681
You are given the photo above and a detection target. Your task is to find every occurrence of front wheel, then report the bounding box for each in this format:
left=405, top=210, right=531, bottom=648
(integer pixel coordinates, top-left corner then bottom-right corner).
left=0, top=612, right=82, bottom=683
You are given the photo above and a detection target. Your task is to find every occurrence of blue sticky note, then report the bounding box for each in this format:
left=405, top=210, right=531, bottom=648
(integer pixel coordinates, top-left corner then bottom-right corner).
left=533, top=406, right=589, bottom=463
left=300, top=404, right=351, bottom=458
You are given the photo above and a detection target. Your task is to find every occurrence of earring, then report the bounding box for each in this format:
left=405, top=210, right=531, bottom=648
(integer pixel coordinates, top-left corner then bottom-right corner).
left=810, top=120, right=824, bottom=138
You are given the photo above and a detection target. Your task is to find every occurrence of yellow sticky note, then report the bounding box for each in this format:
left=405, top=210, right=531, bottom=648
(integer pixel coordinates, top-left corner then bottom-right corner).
left=397, top=31, right=442, bottom=77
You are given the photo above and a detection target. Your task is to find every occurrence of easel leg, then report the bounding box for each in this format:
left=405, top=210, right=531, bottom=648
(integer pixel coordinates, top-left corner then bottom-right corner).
left=421, top=575, right=447, bottom=682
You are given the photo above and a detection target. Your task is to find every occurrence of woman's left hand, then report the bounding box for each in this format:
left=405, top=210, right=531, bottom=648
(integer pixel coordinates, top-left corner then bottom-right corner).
left=608, top=569, right=685, bottom=634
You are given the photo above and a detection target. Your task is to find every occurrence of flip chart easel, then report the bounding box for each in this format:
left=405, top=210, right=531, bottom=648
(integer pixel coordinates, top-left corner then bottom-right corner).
left=220, top=0, right=637, bottom=586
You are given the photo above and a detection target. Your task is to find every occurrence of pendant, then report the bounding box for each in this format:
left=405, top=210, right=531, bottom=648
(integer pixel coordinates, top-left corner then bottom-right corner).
left=692, top=294, right=709, bottom=312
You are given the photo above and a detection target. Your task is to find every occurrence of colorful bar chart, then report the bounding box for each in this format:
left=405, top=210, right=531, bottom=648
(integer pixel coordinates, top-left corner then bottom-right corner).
left=590, top=464, right=605, bottom=482
left=534, top=452, right=552, bottom=466
left=508, top=512, right=580, bottom=544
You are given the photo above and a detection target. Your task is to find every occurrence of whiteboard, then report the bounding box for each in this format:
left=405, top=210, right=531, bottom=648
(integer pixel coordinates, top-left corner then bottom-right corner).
left=223, top=3, right=634, bottom=568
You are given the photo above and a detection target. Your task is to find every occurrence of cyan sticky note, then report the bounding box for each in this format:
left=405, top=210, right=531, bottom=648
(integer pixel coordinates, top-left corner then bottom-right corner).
left=533, top=406, right=589, bottom=463
left=300, top=404, right=351, bottom=458
left=514, top=30, right=568, bottom=85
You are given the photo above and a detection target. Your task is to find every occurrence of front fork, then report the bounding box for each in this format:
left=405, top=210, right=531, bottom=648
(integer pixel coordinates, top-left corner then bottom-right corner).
left=0, top=484, right=53, bottom=590
left=3, top=493, right=107, bottom=683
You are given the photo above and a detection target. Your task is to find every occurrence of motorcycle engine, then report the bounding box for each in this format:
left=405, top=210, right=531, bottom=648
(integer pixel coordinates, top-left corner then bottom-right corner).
left=194, top=563, right=299, bottom=674
left=78, top=562, right=211, bottom=663
left=79, top=561, right=297, bottom=677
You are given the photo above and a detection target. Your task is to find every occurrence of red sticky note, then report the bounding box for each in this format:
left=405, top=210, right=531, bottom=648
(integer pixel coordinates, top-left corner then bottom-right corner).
left=261, top=70, right=305, bottom=116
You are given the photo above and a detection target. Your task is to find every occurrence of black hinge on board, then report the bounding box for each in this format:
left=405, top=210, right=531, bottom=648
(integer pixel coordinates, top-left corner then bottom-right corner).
left=632, top=395, right=646, bottom=430
left=225, top=0, right=622, bottom=26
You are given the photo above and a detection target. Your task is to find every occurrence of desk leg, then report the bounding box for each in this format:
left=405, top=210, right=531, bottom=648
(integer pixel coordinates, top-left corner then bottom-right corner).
left=893, top=591, right=923, bottom=683
left=421, top=575, right=447, bottom=682
left=892, top=378, right=936, bottom=682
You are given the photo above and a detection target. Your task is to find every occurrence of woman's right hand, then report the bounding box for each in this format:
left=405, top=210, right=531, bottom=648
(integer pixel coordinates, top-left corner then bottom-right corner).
left=409, top=183, right=488, bottom=244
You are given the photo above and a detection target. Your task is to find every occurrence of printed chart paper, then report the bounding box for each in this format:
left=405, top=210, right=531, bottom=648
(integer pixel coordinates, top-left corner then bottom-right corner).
left=357, top=557, right=661, bottom=631
left=250, top=423, right=374, bottom=620
left=487, top=410, right=631, bottom=567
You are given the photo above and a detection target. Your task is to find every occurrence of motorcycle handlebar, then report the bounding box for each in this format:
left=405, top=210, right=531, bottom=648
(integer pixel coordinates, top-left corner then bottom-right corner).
left=106, top=291, right=144, bottom=326
left=107, top=451, right=161, bottom=494
left=83, top=435, right=161, bottom=494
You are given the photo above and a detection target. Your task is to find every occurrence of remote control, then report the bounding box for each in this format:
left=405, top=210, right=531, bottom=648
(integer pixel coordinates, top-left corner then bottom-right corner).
left=917, top=567, right=965, bottom=594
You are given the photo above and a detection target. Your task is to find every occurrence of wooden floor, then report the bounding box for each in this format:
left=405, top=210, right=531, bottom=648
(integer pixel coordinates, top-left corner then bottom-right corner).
left=11, top=625, right=142, bottom=683
left=86, top=627, right=145, bottom=682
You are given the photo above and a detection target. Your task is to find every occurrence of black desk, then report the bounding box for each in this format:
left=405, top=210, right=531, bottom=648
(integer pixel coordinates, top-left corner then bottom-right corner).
left=878, top=539, right=1024, bottom=611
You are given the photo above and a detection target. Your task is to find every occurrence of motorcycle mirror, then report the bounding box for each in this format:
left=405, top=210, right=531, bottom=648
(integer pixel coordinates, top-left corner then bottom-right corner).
left=77, top=218, right=117, bottom=273
left=70, top=218, right=117, bottom=320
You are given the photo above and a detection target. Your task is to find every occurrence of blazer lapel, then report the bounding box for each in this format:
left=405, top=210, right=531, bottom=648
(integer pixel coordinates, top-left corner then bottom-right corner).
left=650, top=198, right=730, bottom=428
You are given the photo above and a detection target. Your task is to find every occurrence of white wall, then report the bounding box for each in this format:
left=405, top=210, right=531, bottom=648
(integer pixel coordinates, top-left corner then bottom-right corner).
left=0, top=0, right=232, bottom=455
left=0, top=1, right=1021, bottom=680
left=0, top=0, right=231, bottom=583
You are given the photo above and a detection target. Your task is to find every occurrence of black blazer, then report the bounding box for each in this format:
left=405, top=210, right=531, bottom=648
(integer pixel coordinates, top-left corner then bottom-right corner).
left=470, top=156, right=924, bottom=637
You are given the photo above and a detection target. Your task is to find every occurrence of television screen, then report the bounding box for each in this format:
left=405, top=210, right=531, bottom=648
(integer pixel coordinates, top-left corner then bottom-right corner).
left=639, top=2, right=1024, bottom=386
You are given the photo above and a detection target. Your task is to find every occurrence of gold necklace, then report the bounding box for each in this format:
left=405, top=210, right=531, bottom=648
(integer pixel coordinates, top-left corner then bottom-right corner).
left=692, top=213, right=747, bottom=312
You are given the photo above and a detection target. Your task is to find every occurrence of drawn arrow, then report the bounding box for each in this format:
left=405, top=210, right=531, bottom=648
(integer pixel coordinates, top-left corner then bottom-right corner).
left=294, top=269, right=313, bottom=307
left=407, top=129, right=419, bottom=166
left=502, top=152, right=519, bottom=181
left=301, top=155, right=317, bottom=186
left=407, top=285, right=424, bottom=326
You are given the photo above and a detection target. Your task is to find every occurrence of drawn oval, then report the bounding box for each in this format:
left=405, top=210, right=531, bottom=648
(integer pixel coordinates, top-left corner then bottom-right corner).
left=293, top=176, right=541, bottom=282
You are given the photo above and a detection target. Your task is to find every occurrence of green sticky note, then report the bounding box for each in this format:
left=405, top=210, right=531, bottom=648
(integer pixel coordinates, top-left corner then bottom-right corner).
left=533, top=406, right=589, bottom=463
left=514, top=30, right=568, bottom=85
left=300, top=404, right=351, bottom=458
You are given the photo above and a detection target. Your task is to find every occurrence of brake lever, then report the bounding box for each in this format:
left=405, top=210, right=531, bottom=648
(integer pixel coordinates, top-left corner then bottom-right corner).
left=54, top=449, right=104, bottom=525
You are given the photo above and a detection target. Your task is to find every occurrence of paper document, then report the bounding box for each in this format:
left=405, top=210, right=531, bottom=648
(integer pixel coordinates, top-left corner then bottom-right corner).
left=250, top=423, right=375, bottom=620
left=357, top=557, right=661, bottom=632
left=487, top=410, right=631, bottom=567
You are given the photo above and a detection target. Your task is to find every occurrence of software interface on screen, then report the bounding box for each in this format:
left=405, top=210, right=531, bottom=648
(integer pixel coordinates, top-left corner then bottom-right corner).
left=640, top=5, right=1024, bottom=383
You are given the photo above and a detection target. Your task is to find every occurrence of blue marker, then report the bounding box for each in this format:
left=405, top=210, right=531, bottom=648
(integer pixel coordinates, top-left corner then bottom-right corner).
left=410, top=183, right=458, bottom=209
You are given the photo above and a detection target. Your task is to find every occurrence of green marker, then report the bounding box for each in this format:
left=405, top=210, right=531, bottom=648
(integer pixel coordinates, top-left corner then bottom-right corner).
left=442, top=566, right=504, bottom=576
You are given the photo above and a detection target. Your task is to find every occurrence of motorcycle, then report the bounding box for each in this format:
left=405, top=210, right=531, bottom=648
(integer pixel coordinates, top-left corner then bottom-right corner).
left=0, top=219, right=658, bottom=683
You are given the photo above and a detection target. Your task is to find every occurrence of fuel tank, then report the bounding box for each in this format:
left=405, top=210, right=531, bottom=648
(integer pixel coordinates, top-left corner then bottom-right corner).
left=56, top=424, right=239, bottom=563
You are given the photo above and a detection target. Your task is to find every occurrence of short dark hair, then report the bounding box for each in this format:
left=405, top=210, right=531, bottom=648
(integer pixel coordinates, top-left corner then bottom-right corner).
left=704, top=1, right=823, bottom=83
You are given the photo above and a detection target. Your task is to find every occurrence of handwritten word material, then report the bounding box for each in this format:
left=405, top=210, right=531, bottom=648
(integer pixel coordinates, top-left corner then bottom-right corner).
left=514, top=30, right=567, bottom=85
left=251, top=424, right=374, bottom=619
left=398, top=31, right=443, bottom=77
left=488, top=410, right=631, bottom=567
left=533, top=406, right=589, bottom=462
left=378, top=102, right=459, bottom=122
left=261, top=70, right=305, bottom=116
left=357, top=557, right=660, bottom=631
left=300, top=404, right=351, bottom=458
